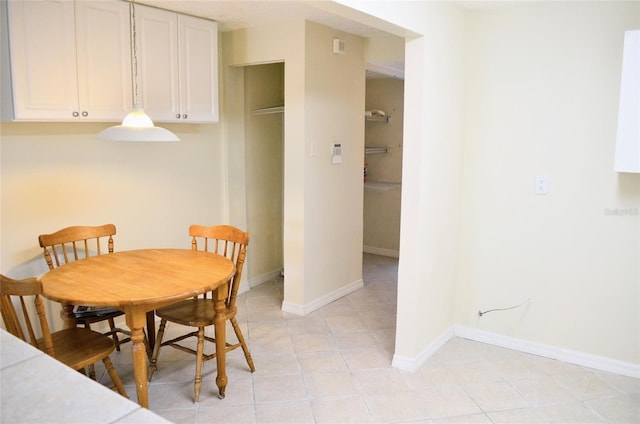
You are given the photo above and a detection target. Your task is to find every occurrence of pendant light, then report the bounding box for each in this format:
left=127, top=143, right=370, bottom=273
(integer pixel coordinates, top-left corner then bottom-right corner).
left=97, top=0, right=179, bottom=142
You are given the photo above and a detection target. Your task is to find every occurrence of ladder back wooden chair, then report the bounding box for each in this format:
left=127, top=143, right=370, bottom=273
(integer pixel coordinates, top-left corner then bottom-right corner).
left=148, top=224, right=255, bottom=403
left=0, top=274, right=128, bottom=397
left=38, top=224, right=131, bottom=353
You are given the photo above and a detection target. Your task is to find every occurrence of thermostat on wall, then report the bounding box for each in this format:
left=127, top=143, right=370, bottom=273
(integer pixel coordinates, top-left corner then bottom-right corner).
left=332, top=143, right=343, bottom=164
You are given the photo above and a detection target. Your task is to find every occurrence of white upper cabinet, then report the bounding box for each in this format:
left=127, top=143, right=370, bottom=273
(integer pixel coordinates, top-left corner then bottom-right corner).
left=74, top=1, right=133, bottom=121
left=7, top=0, right=132, bottom=121
left=135, top=5, right=219, bottom=123
left=178, top=14, right=219, bottom=123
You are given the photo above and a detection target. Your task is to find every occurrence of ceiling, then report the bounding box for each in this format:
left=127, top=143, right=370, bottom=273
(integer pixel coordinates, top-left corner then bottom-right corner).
left=135, top=0, right=510, bottom=34
left=136, top=1, right=392, bottom=36
left=136, top=0, right=407, bottom=77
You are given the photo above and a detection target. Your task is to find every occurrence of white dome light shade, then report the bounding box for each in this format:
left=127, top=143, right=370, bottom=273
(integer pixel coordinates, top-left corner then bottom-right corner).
left=97, top=108, right=179, bottom=142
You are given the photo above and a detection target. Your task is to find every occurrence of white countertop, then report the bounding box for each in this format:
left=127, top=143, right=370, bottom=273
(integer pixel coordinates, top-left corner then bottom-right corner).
left=0, top=328, right=171, bottom=423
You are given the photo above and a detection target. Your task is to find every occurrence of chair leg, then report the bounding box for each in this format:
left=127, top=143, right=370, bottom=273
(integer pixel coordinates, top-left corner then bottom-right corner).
left=143, top=330, right=152, bottom=359
left=88, top=365, right=97, bottom=380
left=194, top=326, right=205, bottom=403
left=82, top=322, right=98, bottom=379
left=230, top=316, right=255, bottom=372
left=148, top=319, right=167, bottom=381
left=108, top=317, right=121, bottom=351
left=102, top=356, right=128, bottom=398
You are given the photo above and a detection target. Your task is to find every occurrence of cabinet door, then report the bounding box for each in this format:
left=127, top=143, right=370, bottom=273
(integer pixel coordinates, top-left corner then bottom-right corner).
left=7, top=0, right=79, bottom=120
left=134, top=4, right=180, bottom=122
left=75, top=0, right=132, bottom=121
left=178, top=15, right=219, bottom=123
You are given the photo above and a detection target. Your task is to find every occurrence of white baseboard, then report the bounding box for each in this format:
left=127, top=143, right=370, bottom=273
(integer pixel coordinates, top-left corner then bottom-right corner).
left=246, top=269, right=282, bottom=291
left=391, top=325, right=640, bottom=379
left=392, top=326, right=455, bottom=371
left=281, top=300, right=306, bottom=316
left=455, top=326, right=640, bottom=378
left=363, top=246, right=399, bottom=258
left=237, top=268, right=282, bottom=295
left=282, top=279, right=364, bottom=316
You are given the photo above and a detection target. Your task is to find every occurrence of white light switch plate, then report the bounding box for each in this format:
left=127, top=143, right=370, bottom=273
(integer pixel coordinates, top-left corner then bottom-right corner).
left=535, top=175, right=549, bottom=194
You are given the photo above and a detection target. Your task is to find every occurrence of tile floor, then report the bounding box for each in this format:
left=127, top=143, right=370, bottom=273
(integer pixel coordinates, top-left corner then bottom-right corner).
left=99, top=254, right=639, bottom=423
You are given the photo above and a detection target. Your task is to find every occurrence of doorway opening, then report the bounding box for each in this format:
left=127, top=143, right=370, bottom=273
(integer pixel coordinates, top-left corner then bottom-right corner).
left=244, top=62, right=285, bottom=286
left=363, top=74, right=404, bottom=259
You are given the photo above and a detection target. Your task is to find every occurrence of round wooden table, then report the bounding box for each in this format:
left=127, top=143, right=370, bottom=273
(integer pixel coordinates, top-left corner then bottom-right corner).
left=41, top=248, right=235, bottom=408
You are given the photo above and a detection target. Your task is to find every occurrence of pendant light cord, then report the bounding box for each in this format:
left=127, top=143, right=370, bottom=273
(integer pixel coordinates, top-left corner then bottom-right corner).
left=131, top=0, right=140, bottom=108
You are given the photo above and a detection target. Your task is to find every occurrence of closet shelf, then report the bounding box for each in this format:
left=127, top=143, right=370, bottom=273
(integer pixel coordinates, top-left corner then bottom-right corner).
left=365, top=146, right=389, bottom=154
left=365, top=115, right=390, bottom=122
left=251, top=105, right=284, bottom=115
left=364, top=181, right=401, bottom=191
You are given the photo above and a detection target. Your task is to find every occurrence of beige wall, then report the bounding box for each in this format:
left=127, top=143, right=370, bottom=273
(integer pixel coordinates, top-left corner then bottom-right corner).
left=302, top=21, right=365, bottom=306
left=397, top=3, right=467, bottom=361
left=457, top=1, right=640, bottom=364
left=364, top=77, right=404, bottom=256
left=0, top=122, right=225, bottom=265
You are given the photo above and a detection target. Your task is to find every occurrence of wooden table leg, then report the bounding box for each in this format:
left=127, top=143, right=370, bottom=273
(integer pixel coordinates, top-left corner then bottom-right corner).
left=126, top=308, right=149, bottom=408
left=214, top=282, right=228, bottom=399
left=60, top=303, right=76, bottom=329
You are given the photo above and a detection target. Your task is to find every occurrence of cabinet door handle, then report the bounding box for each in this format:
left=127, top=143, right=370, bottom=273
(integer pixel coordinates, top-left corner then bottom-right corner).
left=72, top=111, right=79, bottom=117
left=176, top=114, right=181, bottom=119
left=81, top=111, right=88, bottom=117
left=182, top=114, right=187, bottom=119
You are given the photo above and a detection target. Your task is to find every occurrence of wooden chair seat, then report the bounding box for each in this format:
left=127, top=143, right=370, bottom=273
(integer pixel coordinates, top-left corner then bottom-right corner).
left=47, top=328, right=122, bottom=370
left=154, top=298, right=245, bottom=360
left=149, top=225, right=255, bottom=403
left=0, top=275, right=127, bottom=398
left=157, top=299, right=217, bottom=327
